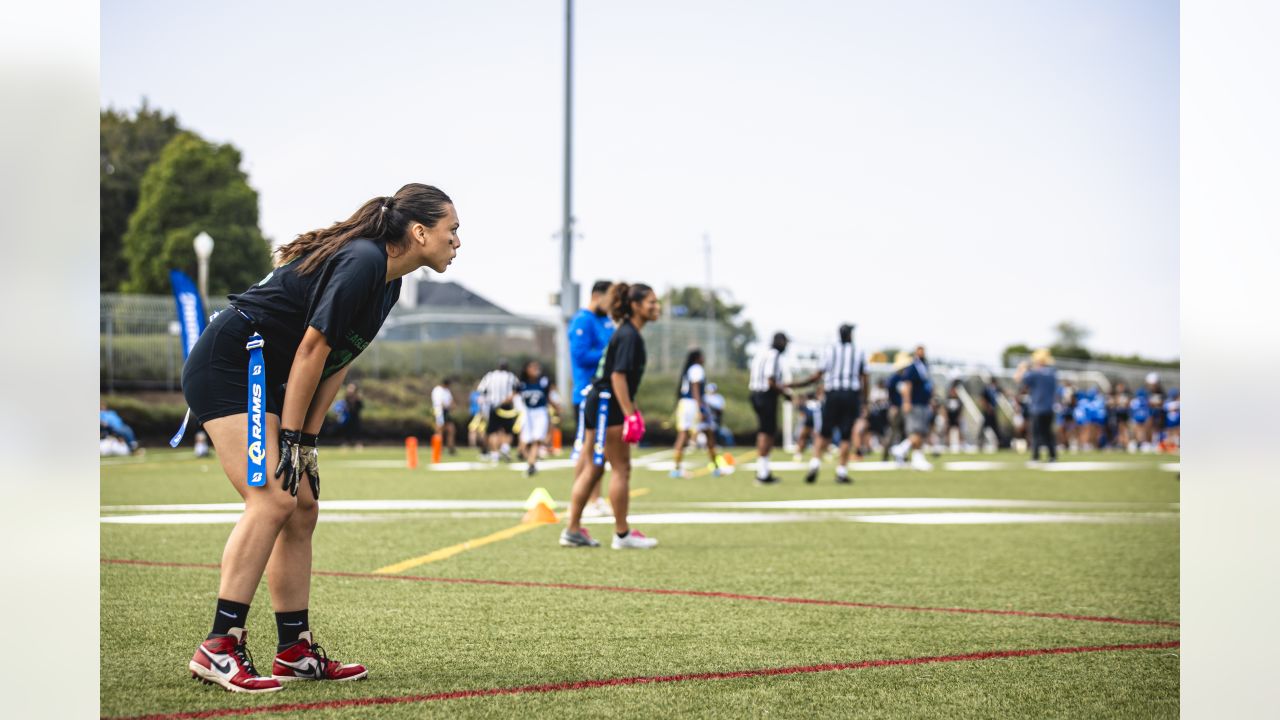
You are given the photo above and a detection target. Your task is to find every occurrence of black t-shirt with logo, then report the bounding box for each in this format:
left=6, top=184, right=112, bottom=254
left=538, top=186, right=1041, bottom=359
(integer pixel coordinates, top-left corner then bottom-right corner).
left=592, top=319, right=646, bottom=398
left=228, top=238, right=401, bottom=387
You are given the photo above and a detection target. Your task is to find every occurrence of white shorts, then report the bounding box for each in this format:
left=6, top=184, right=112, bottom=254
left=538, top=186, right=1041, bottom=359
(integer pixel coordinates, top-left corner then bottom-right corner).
left=520, top=407, right=550, bottom=443
left=676, top=398, right=702, bottom=432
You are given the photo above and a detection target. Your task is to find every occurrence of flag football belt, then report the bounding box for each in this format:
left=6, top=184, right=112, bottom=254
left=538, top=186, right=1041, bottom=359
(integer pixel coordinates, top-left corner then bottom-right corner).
left=593, top=390, right=611, bottom=467
left=168, top=306, right=269, bottom=489
left=570, top=386, right=590, bottom=461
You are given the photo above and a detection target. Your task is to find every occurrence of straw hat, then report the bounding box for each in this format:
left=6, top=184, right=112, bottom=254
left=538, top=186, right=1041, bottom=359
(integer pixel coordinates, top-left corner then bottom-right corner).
left=892, top=352, right=913, bottom=371
left=1031, top=347, right=1054, bottom=366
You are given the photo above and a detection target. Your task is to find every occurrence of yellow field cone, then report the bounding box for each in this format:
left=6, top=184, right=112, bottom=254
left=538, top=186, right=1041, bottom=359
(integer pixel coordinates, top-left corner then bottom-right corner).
left=522, top=502, right=558, bottom=524
left=524, top=487, right=556, bottom=510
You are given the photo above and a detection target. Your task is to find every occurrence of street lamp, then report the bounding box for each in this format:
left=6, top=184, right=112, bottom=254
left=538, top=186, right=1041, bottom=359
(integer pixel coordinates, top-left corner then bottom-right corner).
left=193, top=231, right=214, bottom=307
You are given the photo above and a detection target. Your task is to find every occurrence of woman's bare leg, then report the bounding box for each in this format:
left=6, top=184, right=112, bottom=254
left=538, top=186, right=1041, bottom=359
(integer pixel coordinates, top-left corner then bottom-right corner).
left=202, top=414, right=297, bottom=604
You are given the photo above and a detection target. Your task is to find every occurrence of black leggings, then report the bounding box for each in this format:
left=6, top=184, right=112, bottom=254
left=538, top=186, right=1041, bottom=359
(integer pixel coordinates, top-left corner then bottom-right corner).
left=1031, top=412, right=1057, bottom=460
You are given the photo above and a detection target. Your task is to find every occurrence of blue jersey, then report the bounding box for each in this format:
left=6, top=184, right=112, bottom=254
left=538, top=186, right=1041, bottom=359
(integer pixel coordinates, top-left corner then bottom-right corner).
left=568, top=309, right=615, bottom=405
left=469, top=390, right=482, bottom=416
left=899, top=362, right=932, bottom=405
left=520, top=376, right=551, bottom=409
left=885, top=372, right=902, bottom=408
left=1164, top=400, right=1180, bottom=428
left=1130, top=395, right=1151, bottom=423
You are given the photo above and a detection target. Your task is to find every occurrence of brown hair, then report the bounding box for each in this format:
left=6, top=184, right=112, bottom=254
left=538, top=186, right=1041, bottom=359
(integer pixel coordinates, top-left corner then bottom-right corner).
left=276, top=183, right=453, bottom=275
left=606, top=282, right=654, bottom=322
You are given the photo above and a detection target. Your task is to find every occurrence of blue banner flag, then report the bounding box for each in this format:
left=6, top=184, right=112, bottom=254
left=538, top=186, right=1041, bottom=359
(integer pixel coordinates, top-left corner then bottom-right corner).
left=168, top=269, right=208, bottom=361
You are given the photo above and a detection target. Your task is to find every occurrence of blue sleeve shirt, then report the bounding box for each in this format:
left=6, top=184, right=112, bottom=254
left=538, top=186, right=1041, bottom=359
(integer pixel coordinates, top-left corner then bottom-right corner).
left=568, top=310, right=615, bottom=404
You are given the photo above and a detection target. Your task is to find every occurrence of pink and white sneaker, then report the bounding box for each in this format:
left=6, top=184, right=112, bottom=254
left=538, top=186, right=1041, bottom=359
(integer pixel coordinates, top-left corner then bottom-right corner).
left=612, top=529, right=658, bottom=549
left=273, top=631, right=368, bottom=682
left=189, top=628, right=282, bottom=693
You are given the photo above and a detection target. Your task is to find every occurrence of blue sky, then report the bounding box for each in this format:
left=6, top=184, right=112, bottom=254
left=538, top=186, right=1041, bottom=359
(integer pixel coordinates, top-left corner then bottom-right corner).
left=101, top=0, right=1178, bottom=364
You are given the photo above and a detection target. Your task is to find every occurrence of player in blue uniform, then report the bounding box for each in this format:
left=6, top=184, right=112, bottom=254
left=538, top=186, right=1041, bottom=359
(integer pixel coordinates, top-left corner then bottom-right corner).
left=1163, top=388, right=1180, bottom=451
left=1130, top=387, right=1153, bottom=452
left=518, top=360, right=558, bottom=477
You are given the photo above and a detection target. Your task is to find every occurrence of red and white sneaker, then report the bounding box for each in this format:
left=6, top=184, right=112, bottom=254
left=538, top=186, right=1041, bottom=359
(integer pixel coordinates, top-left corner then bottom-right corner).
left=189, top=628, right=282, bottom=693
left=273, top=631, right=368, bottom=682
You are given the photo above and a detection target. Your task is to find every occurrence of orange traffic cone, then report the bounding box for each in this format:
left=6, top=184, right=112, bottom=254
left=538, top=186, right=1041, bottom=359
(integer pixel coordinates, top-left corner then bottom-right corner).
left=551, top=428, right=563, bottom=452
left=431, top=434, right=443, bottom=464
left=405, top=436, right=419, bottom=469
left=522, top=502, right=558, bottom=524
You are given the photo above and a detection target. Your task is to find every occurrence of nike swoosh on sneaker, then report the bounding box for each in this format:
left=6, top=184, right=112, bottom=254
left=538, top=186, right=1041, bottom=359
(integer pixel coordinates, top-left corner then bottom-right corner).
left=277, top=656, right=321, bottom=677
left=200, top=647, right=233, bottom=675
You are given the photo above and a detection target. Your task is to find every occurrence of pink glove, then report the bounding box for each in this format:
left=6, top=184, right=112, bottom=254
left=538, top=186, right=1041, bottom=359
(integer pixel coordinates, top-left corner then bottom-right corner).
left=622, top=411, right=646, bottom=444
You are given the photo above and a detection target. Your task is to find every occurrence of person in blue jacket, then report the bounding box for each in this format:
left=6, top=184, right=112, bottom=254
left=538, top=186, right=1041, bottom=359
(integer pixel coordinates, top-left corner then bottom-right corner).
left=568, top=280, right=615, bottom=516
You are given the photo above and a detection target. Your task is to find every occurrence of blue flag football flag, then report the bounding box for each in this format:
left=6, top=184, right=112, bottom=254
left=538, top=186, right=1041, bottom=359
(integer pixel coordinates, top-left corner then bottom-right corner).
left=167, top=269, right=208, bottom=448
left=169, top=269, right=207, bottom=362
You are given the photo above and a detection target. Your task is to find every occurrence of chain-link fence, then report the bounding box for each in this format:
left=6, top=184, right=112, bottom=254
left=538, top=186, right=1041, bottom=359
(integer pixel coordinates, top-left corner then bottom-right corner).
left=101, top=295, right=735, bottom=392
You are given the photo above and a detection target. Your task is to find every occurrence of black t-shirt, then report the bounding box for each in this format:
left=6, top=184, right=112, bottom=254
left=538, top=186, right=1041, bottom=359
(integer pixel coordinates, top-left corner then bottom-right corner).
left=593, top=320, right=646, bottom=398
left=228, top=238, right=401, bottom=385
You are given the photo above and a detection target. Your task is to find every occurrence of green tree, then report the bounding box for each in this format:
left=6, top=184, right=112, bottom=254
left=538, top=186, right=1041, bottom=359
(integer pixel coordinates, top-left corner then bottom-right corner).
left=664, top=287, right=757, bottom=368
left=121, top=132, right=273, bottom=295
left=100, top=101, right=182, bottom=291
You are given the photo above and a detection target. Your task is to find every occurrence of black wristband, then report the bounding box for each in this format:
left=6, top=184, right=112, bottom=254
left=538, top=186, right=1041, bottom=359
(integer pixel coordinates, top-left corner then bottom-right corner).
left=299, top=432, right=318, bottom=447
left=281, top=429, right=303, bottom=444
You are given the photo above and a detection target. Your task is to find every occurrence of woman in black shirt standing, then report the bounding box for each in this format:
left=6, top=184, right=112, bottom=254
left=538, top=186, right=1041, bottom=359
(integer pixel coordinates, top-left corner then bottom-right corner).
left=560, top=283, right=661, bottom=550
left=183, top=183, right=460, bottom=693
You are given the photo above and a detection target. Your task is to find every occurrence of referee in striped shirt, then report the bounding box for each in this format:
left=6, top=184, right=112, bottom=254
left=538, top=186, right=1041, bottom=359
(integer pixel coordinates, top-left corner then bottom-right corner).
left=799, top=323, right=867, bottom=484
left=748, top=332, right=796, bottom=485
left=477, top=360, right=520, bottom=461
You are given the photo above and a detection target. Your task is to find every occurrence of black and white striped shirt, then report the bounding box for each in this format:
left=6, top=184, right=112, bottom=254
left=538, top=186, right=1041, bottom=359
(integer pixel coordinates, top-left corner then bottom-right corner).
left=749, top=348, right=783, bottom=392
left=478, top=370, right=520, bottom=407
left=821, top=342, right=866, bottom=392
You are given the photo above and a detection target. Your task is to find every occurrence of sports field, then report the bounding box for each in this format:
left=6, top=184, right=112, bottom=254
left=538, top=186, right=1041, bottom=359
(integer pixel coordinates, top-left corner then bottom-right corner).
left=101, top=448, right=1179, bottom=719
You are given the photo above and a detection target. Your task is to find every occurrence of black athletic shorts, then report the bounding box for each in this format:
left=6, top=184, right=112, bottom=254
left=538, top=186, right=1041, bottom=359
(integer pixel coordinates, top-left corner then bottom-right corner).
left=487, top=405, right=518, bottom=435
left=820, top=390, right=861, bottom=440
left=583, top=384, right=626, bottom=429
left=751, top=391, right=780, bottom=436
left=182, top=309, right=286, bottom=424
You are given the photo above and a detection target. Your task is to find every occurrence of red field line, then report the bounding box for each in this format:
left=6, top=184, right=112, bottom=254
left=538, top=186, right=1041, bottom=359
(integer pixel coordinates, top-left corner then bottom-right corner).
left=101, top=558, right=1180, bottom=628
left=104, top=641, right=1179, bottom=720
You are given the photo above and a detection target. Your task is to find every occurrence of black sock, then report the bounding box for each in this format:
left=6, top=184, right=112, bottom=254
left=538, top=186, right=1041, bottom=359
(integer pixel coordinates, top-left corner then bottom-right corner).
left=616, top=531, right=628, bottom=539
left=276, top=609, right=310, bottom=649
left=210, top=598, right=251, bottom=638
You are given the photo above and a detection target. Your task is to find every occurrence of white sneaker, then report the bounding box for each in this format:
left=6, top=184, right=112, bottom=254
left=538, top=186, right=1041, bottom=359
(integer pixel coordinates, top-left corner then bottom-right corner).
left=582, top=498, right=611, bottom=518
left=891, top=446, right=906, bottom=467
left=910, top=452, right=934, bottom=471
left=612, top=529, right=658, bottom=549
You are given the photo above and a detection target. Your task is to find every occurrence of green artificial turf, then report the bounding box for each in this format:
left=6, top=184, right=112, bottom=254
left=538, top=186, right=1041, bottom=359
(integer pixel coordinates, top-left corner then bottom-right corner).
left=101, top=448, right=1179, bottom=718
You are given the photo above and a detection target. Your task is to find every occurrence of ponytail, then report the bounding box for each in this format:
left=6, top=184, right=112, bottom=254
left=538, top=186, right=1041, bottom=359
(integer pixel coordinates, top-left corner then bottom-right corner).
left=606, top=282, right=654, bottom=322
left=276, top=183, right=452, bottom=275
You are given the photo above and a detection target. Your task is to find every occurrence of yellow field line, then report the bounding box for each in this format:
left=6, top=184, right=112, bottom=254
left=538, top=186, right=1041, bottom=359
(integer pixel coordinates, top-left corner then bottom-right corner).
left=374, top=520, right=553, bottom=574
left=688, top=449, right=759, bottom=478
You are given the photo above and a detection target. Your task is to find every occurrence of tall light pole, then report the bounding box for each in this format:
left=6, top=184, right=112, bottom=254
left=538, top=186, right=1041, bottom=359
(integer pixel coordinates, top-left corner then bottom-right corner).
left=556, top=0, right=577, bottom=404
left=193, top=231, right=214, bottom=308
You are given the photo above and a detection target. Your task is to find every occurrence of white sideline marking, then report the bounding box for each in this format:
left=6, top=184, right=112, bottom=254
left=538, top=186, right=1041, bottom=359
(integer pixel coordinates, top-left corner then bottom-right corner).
left=329, top=460, right=412, bottom=468
left=845, top=512, right=1177, bottom=525
left=1037, top=462, right=1143, bottom=472
left=1160, top=463, right=1180, bottom=472
left=942, top=461, right=1009, bottom=471
left=695, top=498, right=1171, bottom=510
left=102, top=499, right=535, bottom=513
left=103, top=497, right=1177, bottom=514
left=583, top=512, right=823, bottom=525
left=101, top=513, right=381, bottom=525
left=507, top=459, right=578, bottom=471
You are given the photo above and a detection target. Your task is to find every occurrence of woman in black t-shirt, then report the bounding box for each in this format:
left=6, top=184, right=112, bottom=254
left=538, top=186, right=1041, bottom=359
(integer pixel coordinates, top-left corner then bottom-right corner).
left=181, top=184, right=461, bottom=693
left=560, top=283, right=661, bottom=550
